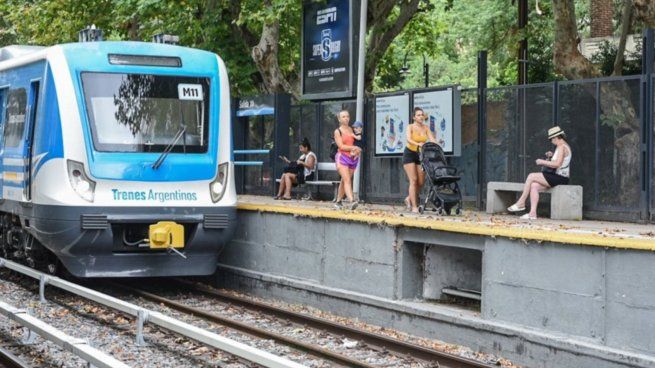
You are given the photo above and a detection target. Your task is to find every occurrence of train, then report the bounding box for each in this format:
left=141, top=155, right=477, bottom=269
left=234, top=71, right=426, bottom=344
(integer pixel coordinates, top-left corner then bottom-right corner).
left=0, top=40, right=236, bottom=277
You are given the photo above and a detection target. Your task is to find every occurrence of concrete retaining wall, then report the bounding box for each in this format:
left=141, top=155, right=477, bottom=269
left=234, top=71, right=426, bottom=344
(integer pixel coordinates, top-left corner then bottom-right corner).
left=218, top=211, right=655, bottom=367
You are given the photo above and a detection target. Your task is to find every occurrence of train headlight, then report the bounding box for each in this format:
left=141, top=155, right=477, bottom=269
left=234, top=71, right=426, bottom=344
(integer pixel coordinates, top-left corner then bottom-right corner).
left=210, top=162, right=228, bottom=203
left=67, top=160, right=96, bottom=202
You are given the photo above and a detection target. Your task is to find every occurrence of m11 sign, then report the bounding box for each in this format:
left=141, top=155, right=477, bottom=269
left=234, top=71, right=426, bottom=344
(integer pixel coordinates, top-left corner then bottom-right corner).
left=301, top=0, right=359, bottom=100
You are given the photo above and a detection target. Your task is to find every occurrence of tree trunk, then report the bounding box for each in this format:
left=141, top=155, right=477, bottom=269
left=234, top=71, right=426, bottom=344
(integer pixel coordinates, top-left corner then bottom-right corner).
left=552, top=0, right=599, bottom=79
left=251, top=19, right=299, bottom=99
left=553, top=0, right=641, bottom=207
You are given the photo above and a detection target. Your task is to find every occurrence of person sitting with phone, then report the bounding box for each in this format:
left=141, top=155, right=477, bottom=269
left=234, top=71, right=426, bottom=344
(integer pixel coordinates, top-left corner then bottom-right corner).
left=274, top=138, right=316, bottom=200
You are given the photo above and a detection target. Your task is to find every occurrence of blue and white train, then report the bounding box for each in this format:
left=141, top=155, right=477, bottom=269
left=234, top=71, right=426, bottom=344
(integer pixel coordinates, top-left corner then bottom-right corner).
left=0, top=41, right=236, bottom=277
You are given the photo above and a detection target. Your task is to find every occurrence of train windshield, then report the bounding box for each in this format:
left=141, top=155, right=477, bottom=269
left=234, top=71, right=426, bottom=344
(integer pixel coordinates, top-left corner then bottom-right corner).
left=81, top=72, right=210, bottom=153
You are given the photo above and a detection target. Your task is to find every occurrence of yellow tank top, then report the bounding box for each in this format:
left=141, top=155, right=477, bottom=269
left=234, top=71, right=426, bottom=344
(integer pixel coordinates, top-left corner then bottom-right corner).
left=406, top=124, right=428, bottom=152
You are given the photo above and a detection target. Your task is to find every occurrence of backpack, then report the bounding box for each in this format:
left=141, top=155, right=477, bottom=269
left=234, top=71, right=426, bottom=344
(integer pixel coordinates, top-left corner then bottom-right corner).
left=329, top=129, right=342, bottom=161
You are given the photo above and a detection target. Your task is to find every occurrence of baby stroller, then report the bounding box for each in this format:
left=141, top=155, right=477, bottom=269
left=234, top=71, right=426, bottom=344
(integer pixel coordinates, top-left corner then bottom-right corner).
left=419, top=142, right=462, bottom=215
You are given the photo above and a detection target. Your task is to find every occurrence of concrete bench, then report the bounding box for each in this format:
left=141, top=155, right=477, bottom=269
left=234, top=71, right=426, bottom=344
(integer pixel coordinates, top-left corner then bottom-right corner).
left=486, top=181, right=583, bottom=220
left=276, top=162, right=340, bottom=200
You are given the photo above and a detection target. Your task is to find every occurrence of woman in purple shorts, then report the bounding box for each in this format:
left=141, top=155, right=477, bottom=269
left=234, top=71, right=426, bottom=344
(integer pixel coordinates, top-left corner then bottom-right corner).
left=334, top=109, right=361, bottom=210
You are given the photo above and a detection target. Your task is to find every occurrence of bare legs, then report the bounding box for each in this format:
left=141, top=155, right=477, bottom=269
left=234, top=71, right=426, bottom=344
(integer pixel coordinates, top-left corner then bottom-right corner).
left=275, top=173, right=297, bottom=199
left=515, top=172, right=550, bottom=216
left=403, top=163, right=425, bottom=212
left=336, top=165, right=355, bottom=202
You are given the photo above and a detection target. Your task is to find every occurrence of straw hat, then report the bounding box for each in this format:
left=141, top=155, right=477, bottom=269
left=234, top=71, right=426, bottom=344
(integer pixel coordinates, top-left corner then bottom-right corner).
left=547, top=126, right=565, bottom=139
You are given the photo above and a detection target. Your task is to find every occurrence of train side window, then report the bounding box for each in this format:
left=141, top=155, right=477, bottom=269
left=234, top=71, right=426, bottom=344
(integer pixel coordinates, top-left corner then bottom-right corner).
left=3, top=88, right=27, bottom=148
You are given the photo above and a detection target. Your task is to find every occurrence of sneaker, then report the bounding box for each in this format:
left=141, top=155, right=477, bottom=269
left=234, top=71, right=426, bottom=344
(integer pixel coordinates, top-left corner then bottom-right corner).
left=349, top=200, right=359, bottom=210
left=507, top=203, right=526, bottom=212
left=334, top=201, right=343, bottom=209
left=520, top=213, right=537, bottom=220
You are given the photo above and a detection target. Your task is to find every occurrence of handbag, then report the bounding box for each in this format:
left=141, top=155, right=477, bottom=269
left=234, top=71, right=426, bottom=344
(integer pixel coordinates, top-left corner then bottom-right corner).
left=329, top=129, right=342, bottom=161
left=541, top=165, right=556, bottom=174
left=283, top=162, right=302, bottom=174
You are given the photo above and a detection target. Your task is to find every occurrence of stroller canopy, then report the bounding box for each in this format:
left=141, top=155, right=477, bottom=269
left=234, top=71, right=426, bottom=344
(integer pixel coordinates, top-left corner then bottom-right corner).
left=420, top=142, right=446, bottom=163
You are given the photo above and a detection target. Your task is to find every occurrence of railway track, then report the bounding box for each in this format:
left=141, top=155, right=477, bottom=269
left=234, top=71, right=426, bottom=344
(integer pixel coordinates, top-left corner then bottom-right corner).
left=0, top=347, right=28, bottom=368
left=118, top=279, right=496, bottom=368
left=1, top=258, right=310, bottom=368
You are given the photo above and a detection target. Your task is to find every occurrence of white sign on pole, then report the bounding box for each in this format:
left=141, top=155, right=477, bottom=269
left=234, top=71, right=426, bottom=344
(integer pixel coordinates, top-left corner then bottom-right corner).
left=413, top=89, right=454, bottom=154
left=374, top=94, right=409, bottom=156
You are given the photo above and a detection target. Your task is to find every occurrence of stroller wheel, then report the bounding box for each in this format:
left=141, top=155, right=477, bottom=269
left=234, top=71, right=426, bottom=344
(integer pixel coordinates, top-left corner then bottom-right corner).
left=455, top=207, right=462, bottom=215
left=437, top=207, right=446, bottom=215
left=418, top=206, right=425, bottom=214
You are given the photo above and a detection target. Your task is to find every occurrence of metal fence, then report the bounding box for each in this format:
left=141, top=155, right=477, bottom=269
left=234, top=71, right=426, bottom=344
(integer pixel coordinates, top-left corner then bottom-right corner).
left=237, top=73, right=655, bottom=222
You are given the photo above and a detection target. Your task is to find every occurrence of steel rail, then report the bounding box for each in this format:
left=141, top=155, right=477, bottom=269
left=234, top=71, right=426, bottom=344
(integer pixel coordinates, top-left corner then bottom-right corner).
left=0, top=300, right=129, bottom=368
left=0, top=346, right=29, bottom=368
left=0, top=258, right=308, bottom=368
left=113, top=283, right=377, bottom=368
left=175, top=279, right=496, bottom=368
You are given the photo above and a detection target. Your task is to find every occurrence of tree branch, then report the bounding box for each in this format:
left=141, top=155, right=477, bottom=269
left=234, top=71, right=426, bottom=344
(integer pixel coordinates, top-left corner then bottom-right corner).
left=365, top=0, right=421, bottom=90
left=613, top=0, right=633, bottom=76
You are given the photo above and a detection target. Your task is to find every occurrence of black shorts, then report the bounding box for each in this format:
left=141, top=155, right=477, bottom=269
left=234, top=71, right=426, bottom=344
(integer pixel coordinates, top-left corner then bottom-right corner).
left=543, top=172, right=569, bottom=187
left=295, top=171, right=316, bottom=186
left=402, top=148, right=420, bottom=165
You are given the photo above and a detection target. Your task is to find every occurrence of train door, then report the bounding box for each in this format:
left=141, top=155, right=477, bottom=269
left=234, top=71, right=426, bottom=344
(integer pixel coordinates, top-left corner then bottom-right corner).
left=1, top=87, right=28, bottom=202
left=0, top=88, right=6, bottom=200
left=25, top=80, right=40, bottom=201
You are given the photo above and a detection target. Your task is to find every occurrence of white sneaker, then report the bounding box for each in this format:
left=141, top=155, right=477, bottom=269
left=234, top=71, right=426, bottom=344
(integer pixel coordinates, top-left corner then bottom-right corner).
left=507, top=203, right=526, bottom=212
left=520, top=213, right=537, bottom=220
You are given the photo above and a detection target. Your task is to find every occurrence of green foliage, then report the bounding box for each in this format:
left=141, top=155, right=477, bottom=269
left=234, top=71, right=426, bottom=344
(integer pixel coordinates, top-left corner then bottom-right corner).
left=1, top=0, right=646, bottom=97
left=590, top=40, right=642, bottom=76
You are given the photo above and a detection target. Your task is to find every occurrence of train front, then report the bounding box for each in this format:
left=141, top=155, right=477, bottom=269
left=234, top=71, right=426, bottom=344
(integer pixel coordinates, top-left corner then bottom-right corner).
left=32, top=42, right=236, bottom=277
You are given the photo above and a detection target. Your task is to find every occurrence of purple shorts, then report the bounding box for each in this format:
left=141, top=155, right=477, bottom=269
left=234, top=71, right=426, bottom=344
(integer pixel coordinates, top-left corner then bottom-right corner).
left=336, top=152, right=359, bottom=170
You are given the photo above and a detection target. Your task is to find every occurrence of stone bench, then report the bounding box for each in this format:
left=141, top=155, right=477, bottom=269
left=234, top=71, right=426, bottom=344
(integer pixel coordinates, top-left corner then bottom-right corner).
left=486, top=181, right=583, bottom=220
left=276, top=162, right=340, bottom=200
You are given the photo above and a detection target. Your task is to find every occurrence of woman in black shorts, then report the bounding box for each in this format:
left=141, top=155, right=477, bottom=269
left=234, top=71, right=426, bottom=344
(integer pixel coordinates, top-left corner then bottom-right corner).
left=507, top=126, right=572, bottom=220
left=402, top=107, right=436, bottom=213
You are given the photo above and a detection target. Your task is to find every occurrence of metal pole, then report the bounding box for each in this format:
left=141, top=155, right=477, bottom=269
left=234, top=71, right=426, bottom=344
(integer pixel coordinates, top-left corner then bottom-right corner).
left=353, top=0, right=368, bottom=199
left=423, top=54, right=429, bottom=88
left=641, top=28, right=654, bottom=220
left=518, top=0, right=528, bottom=85
left=476, top=51, right=488, bottom=210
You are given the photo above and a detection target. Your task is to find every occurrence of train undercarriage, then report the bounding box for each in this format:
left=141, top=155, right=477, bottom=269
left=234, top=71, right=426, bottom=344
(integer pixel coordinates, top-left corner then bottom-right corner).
left=0, top=213, right=59, bottom=275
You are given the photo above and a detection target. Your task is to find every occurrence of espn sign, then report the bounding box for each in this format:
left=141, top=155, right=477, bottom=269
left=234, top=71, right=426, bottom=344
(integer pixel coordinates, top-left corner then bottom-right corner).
left=316, top=7, right=337, bottom=25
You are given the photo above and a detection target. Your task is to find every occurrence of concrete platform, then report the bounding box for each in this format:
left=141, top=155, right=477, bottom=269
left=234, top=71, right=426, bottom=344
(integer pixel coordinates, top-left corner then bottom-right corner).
left=217, top=195, right=655, bottom=368
left=237, top=195, right=655, bottom=251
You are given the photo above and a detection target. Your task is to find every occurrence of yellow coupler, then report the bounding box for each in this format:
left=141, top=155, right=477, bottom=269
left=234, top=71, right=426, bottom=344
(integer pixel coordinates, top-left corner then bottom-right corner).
left=149, top=221, right=184, bottom=249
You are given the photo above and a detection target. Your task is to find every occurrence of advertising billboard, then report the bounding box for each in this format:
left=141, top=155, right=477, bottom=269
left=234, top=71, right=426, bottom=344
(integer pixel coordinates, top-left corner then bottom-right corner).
left=374, top=93, right=410, bottom=156
left=301, top=0, right=358, bottom=100
left=413, top=88, right=455, bottom=154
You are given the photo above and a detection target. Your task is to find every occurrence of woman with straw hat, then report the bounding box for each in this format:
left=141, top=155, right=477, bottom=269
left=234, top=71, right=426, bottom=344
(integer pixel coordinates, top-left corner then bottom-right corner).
left=507, top=126, right=572, bottom=220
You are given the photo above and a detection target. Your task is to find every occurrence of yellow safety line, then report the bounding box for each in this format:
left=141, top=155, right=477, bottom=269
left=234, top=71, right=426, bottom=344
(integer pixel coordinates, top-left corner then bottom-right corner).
left=237, top=203, right=655, bottom=251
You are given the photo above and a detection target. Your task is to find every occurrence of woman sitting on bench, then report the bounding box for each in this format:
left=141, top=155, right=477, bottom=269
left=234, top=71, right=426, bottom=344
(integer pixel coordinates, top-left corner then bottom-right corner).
left=274, top=138, right=316, bottom=200
left=507, top=126, right=572, bottom=220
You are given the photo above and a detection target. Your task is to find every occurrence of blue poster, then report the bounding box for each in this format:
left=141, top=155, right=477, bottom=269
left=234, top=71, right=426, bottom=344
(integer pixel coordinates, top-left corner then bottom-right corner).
left=302, top=0, right=356, bottom=99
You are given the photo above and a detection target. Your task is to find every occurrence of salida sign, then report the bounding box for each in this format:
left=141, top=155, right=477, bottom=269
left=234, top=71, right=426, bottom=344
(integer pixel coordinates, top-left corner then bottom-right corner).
left=301, top=0, right=358, bottom=100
